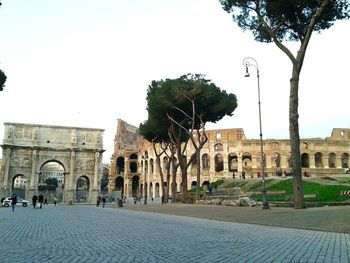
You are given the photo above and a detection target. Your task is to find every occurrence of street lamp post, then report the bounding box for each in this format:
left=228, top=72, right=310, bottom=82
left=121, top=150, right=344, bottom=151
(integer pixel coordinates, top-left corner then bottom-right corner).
left=243, top=57, right=270, bottom=209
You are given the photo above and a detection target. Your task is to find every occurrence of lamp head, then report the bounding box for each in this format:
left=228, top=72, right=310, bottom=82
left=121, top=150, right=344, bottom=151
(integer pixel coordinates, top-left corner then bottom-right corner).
left=244, top=66, right=250, bottom=77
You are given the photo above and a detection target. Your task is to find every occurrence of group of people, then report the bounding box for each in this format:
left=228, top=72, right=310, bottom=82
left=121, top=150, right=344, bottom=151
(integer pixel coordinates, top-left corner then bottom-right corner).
left=32, top=194, right=57, bottom=208
left=32, top=193, right=45, bottom=209
left=8, top=193, right=58, bottom=212
left=96, top=195, right=107, bottom=208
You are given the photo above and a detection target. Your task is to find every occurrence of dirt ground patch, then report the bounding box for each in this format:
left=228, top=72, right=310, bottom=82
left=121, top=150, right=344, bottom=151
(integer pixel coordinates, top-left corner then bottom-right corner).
left=122, top=203, right=350, bottom=233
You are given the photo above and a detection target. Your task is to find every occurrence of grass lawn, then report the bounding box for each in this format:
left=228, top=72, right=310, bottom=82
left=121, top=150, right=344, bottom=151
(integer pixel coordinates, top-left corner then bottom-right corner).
left=251, top=179, right=350, bottom=202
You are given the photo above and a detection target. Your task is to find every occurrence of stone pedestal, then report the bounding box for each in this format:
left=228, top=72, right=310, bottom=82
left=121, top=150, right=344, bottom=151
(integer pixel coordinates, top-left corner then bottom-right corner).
left=64, top=189, right=75, bottom=204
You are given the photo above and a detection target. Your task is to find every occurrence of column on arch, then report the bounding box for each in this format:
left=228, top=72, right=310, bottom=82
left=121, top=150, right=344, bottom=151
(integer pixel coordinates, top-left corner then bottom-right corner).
left=309, top=154, right=316, bottom=169
left=125, top=177, right=132, bottom=197
left=28, top=148, right=37, bottom=198
left=335, top=154, right=342, bottom=168
left=93, top=151, right=100, bottom=189
left=64, top=149, right=76, bottom=203
left=1, top=147, right=11, bottom=197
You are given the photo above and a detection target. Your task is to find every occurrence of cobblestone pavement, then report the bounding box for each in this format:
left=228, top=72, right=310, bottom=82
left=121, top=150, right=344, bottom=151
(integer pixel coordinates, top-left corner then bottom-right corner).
left=0, top=205, right=350, bottom=263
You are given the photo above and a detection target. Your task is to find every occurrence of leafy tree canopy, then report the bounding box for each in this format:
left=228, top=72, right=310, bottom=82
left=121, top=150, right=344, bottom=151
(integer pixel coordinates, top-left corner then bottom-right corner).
left=140, top=73, right=237, bottom=142
left=220, top=0, right=350, bottom=43
left=0, top=69, right=6, bottom=91
left=45, top=177, right=58, bottom=187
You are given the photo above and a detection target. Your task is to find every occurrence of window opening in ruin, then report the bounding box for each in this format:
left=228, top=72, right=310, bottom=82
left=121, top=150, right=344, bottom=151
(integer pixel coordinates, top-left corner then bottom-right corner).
left=214, top=143, right=223, bottom=151
left=301, top=153, right=310, bottom=168
left=315, top=152, right=323, bottom=168
left=341, top=153, right=349, bottom=168
left=214, top=154, right=224, bottom=172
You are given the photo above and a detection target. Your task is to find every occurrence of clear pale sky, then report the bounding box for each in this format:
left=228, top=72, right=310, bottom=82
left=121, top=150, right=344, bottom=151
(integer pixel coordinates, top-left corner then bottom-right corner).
left=0, top=0, right=349, bottom=163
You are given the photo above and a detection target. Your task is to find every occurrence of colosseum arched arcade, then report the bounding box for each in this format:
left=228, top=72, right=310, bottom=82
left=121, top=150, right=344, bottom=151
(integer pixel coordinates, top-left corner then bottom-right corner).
left=109, top=120, right=350, bottom=198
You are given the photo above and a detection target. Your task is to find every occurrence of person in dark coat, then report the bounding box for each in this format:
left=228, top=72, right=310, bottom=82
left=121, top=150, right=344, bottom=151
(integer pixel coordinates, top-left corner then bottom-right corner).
left=102, top=196, right=106, bottom=208
left=96, top=196, right=101, bottom=207
left=11, top=194, right=17, bottom=212
left=32, top=194, right=38, bottom=209
left=38, top=193, right=44, bottom=209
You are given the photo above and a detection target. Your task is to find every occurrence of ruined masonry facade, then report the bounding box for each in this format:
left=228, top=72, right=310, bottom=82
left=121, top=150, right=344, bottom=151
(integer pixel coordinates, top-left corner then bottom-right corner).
left=109, top=119, right=350, bottom=199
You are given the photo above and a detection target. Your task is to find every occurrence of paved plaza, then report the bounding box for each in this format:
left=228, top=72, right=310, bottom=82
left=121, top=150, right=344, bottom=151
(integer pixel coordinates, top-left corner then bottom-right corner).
left=0, top=204, right=350, bottom=263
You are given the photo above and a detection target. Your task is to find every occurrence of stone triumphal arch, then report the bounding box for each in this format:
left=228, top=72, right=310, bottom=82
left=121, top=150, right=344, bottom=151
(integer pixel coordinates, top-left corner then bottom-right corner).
left=0, top=123, right=104, bottom=203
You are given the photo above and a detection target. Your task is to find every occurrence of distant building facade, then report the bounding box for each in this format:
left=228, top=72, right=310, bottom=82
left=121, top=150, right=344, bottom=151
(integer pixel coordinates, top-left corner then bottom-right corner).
left=109, top=119, right=350, bottom=198
left=39, top=162, right=65, bottom=186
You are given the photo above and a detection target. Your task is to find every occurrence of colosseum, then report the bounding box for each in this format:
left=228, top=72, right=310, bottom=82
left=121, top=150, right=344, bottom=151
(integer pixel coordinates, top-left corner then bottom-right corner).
left=109, top=119, right=350, bottom=199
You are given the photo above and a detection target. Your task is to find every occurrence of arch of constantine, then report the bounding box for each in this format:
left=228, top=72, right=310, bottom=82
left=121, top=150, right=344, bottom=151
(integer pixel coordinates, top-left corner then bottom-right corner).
left=0, top=122, right=104, bottom=203
left=109, top=119, right=350, bottom=199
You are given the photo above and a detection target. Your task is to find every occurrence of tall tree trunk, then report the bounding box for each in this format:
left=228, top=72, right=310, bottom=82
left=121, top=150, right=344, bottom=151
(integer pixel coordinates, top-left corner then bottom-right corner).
left=156, top=156, right=166, bottom=201
left=165, top=158, right=171, bottom=201
left=180, top=165, right=188, bottom=202
left=171, top=155, right=177, bottom=203
left=290, top=65, right=306, bottom=209
left=195, top=150, right=201, bottom=201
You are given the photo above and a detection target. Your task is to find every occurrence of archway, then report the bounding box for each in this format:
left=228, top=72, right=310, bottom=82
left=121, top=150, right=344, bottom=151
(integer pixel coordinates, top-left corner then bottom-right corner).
left=202, top=154, right=210, bottom=170
left=214, top=143, right=223, bottom=151
left=116, top=157, right=125, bottom=174
left=341, top=153, right=349, bottom=168
left=328, top=153, right=336, bottom=168
left=155, top=183, right=160, bottom=197
left=228, top=153, right=238, bottom=172
left=12, top=174, right=26, bottom=199
left=315, top=152, right=323, bottom=168
left=130, top=162, right=138, bottom=173
left=115, top=176, right=124, bottom=193
left=76, top=176, right=90, bottom=203
left=150, top=159, right=154, bottom=174
left=39, top=161, right=65, bottom=204
left=191, top=181, right=197, bottom=190
left=242, top=153, right=252, bottom=172
left=149, top=182, right=153, bottom=198
left=301, top=153, right=310, bottom=168
left=215, top=154, right=224, bottom=172
left=132, top=175, right=139, bottom=198
left=272, top=153, right=281, bottom=168
left=202, top=181, right=210, bottom=192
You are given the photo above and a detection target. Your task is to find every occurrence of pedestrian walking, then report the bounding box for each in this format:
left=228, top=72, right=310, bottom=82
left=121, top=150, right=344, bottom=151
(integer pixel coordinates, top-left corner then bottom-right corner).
left=44, top=198, right=48, bottom=205
left=102, top=196, right=106, bottom=208
left=96, top=196, right=101, bottom=207
left=11, top=194, right=17, bottom=212
left=32, top=194, right=38, bottom=209
left=38, top=193, right=44, bottom=209
left=53, top=197, right=57, bottom=206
